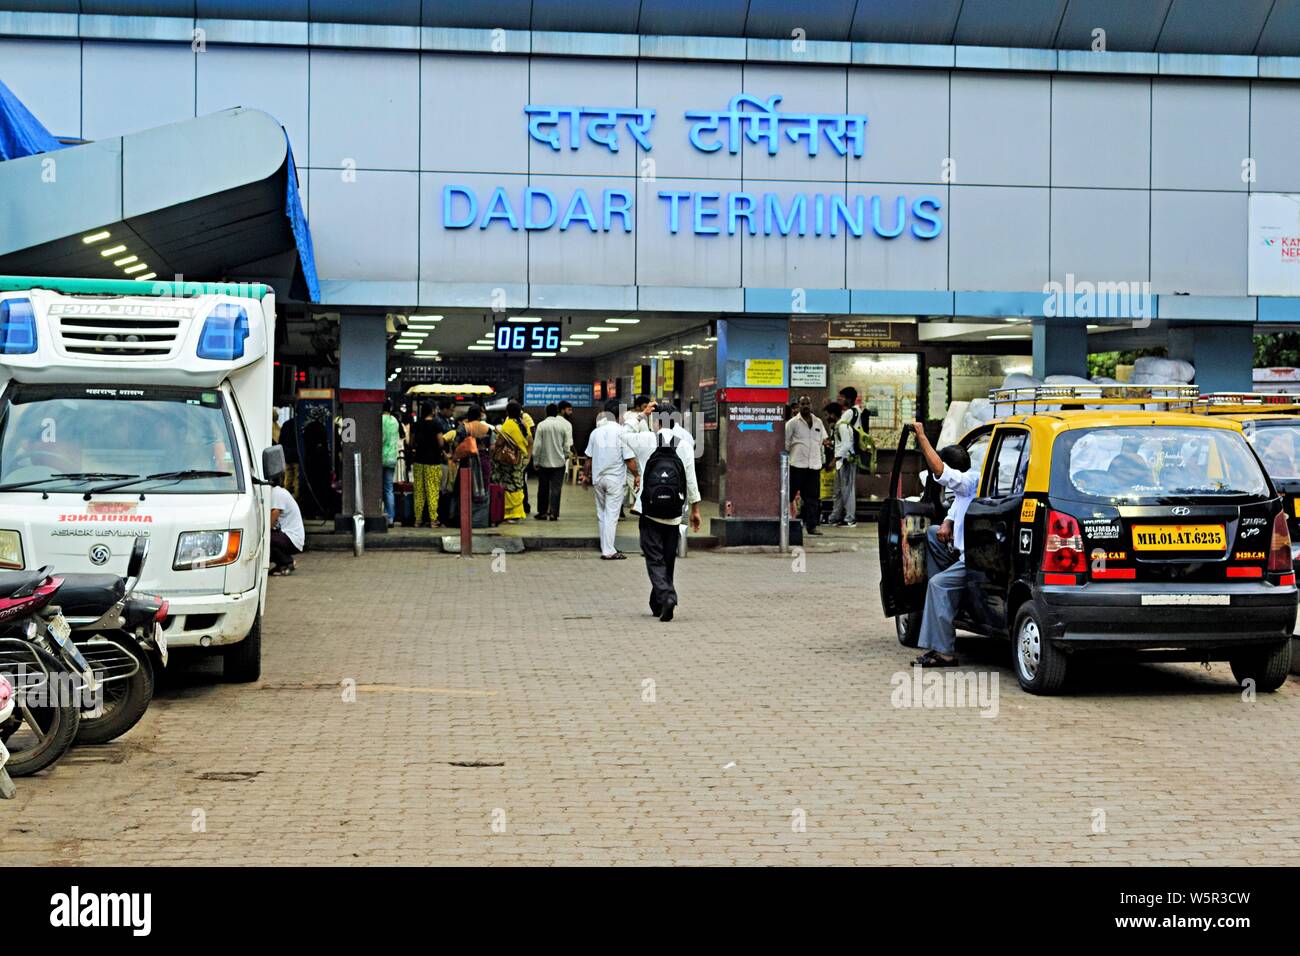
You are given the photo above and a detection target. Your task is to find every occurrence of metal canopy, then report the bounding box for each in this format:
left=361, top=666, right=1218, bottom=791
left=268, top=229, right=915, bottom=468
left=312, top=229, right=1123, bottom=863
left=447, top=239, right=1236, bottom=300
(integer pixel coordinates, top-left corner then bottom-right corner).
left=40, top=0, right=1300, bottom=56
left=0, top=107, right=317, bottom=303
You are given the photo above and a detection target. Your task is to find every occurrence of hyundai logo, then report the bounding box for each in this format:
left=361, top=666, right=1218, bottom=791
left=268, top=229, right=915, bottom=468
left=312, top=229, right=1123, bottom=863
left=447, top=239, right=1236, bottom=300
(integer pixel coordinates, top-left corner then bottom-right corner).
left=1171, top=506, right=1191, bottom=516
left=88, top=544, right=111, bottom=566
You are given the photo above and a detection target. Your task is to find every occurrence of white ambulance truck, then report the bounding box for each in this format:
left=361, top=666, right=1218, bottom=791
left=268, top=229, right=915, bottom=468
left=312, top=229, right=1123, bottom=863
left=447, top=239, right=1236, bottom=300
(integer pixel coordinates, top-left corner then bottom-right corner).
left=0, top=277, right=284, bottom=681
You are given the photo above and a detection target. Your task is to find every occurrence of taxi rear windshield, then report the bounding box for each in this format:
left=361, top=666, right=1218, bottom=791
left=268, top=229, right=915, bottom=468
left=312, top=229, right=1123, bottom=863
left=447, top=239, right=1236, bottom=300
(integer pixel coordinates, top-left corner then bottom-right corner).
left=1052, top=426, right=1270, bottom=503
left=1245, top=422, right=1300, bottom=479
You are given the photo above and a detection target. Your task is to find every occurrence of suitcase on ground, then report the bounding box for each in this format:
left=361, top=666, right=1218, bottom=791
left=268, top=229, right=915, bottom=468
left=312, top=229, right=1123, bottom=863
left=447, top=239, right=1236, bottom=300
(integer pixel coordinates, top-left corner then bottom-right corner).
left=396, top=490, right=415, bottom=527
left=471, top=494, right=490, bottom=529
left=488, top=483, right=505, bottom=526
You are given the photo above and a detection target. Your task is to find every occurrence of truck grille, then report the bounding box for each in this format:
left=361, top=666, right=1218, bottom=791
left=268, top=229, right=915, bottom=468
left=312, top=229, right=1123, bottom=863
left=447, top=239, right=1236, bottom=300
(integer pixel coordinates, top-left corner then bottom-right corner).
left=57, top=316, right=181, bottom=357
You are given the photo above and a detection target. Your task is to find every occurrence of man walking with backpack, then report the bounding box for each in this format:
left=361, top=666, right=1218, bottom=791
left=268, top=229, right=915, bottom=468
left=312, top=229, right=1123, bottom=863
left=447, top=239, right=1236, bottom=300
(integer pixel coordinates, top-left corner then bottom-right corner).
left=623, top=404, right=701, bottom=622
left=829, top=386, right=862, bottom=528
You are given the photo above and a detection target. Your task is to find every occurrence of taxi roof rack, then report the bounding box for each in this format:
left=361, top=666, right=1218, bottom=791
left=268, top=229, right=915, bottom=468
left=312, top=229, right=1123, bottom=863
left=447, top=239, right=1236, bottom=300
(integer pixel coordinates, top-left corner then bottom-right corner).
left=989, top=383, right=1200, bottom=413
left=1183, top=391, right=1300, bottom=413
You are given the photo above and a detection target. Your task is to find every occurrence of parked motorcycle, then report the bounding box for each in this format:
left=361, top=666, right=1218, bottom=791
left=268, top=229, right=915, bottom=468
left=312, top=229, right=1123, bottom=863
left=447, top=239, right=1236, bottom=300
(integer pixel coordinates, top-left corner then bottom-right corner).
left=0, top=674, right=16, bottom=797
left=54, top=538, right=167, bottom=745
left=0, top=537, right=163, bottom=773
left=0, top=572, right=89, bottom=777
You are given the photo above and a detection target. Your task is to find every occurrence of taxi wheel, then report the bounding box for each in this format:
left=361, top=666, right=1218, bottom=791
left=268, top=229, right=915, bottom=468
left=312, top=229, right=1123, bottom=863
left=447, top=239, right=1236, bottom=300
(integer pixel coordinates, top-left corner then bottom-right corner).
left=1229, top=641, right=1292, bottom=693
left=1012, top=602, right=1067, bottom=695
left=896, top=612, right=922, bottom=647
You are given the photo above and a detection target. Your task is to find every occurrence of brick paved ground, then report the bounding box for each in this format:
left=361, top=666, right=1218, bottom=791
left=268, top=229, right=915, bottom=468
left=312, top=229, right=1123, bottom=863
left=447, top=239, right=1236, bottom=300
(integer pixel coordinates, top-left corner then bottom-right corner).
left=2, top=541, right=1297, bottom=865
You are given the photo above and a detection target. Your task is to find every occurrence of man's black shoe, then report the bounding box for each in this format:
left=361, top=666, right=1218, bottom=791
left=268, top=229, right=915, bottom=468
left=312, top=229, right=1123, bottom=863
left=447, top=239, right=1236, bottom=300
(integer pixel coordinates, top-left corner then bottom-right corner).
left=650, top=601, right=662, bottom=616
left=659, top=599, right=676, bottom=622
left=807, top=527, right=823, bottom=535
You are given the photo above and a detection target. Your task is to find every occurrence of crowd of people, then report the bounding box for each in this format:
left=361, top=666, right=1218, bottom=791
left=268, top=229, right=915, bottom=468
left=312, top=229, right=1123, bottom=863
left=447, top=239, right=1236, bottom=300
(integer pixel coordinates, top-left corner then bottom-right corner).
left=267, top=386, right=873, bottom=618
left=783, top=386, right=867, bottom=537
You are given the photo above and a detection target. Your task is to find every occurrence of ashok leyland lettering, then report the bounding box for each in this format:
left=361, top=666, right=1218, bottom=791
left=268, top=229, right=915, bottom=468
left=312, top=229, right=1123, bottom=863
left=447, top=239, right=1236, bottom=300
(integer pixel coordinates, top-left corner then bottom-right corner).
left=0, top=278, right=284, bottom=682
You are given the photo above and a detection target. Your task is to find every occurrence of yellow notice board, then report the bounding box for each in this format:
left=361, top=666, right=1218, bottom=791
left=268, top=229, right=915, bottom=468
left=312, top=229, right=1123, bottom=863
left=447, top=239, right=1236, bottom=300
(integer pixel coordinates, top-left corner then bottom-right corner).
left=633, top=366, right=644, bottom=394
left=745, top=358, right=785, bottom=387
left=664, top=360, right=675, bottom=392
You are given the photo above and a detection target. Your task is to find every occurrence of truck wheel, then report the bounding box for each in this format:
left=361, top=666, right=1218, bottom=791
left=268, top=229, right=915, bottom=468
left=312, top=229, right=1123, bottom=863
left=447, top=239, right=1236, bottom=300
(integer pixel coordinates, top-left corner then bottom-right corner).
left=1230, top=641, right=1292, bottom=693
left=896, top=611, right=922, bottom=647
left=1012, top=601, right=1068, bottom=695
left=76, top=647, right=154, bottom=745
left=222, top=615, right=262, bottom=683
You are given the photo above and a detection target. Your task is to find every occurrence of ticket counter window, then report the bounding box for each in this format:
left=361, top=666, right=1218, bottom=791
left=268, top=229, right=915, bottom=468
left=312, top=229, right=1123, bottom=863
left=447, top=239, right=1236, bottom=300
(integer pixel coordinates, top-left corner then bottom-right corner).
left=828, top=353, right=918, bottom=446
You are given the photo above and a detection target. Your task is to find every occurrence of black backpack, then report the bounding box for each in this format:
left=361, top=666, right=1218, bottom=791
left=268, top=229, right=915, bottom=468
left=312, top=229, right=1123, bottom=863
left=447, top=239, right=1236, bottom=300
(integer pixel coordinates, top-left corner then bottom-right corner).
left=642, top=433, right=687, bottom=519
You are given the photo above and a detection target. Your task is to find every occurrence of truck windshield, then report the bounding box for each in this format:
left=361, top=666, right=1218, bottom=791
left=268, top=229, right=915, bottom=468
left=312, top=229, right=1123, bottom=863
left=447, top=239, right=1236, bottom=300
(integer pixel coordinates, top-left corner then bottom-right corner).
left=0, top=384, right=242, bottom=494
left=1054, top=425, right=1270, bottom=502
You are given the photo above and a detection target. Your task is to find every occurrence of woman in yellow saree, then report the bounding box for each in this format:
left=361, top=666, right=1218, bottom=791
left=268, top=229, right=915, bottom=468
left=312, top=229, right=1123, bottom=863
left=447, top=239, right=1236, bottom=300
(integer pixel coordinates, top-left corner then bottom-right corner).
left=497, top=403, right=531, bottom=521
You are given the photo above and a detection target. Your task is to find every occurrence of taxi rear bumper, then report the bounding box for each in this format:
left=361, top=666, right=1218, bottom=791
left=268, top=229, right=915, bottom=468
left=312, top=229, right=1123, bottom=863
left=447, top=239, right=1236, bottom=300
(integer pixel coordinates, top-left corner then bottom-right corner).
left=1037, top=582, right=1297, bottom=651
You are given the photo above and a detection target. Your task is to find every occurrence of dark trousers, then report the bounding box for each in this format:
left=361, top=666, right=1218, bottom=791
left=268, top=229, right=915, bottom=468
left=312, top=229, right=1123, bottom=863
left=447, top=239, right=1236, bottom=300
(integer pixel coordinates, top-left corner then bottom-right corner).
left=639, top=515, right=680, bottom=609
left=536, top=466, right=565, bottom=517
left=789, top=466, right=821, bottom=531
left=270, top=529, right=301, bottom=569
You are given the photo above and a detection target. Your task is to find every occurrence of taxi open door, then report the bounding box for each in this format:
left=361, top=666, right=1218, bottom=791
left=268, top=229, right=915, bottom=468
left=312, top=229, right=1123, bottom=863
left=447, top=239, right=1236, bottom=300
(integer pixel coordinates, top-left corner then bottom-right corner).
left=877, top=425, right=943, bottom=646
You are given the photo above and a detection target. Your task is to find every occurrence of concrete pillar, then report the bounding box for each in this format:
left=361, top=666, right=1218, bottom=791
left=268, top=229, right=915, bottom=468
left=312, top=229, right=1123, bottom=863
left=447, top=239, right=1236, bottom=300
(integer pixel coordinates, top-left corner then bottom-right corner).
left=712, top=316, right=790, bottom=546
left=336, top=314, right=388, bottom=532
left=1031, top=318, right=1088, bottom=379
left=1168, top=323, right=1253, bottom=393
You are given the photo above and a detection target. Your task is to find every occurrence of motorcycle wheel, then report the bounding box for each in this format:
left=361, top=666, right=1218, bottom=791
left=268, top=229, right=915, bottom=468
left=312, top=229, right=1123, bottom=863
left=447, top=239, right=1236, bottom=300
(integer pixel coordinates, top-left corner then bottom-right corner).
left=76, top=643, right=155, bottom=745
left=0, top=644, right=81, bottom=777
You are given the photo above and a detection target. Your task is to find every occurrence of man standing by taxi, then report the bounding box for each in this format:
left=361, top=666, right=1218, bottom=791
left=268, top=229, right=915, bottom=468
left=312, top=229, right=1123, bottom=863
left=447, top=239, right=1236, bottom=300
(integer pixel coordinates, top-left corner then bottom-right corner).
left=911, top=420, right=979, bottom=667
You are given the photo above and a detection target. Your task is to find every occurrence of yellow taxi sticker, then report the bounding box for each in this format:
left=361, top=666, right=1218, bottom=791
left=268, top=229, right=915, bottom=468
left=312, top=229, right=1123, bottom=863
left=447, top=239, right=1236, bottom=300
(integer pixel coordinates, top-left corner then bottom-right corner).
left=1019, top=498, right=1037, bottom=523
left=1293, top=498, right=1300, bottom=518
left=1132, top=524, right=1226, bottom=551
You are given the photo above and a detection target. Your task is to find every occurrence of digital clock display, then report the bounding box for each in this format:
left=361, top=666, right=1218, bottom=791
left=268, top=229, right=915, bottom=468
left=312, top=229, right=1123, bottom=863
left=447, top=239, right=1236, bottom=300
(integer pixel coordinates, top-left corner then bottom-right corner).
left=494, top=322, right=562, bottom=352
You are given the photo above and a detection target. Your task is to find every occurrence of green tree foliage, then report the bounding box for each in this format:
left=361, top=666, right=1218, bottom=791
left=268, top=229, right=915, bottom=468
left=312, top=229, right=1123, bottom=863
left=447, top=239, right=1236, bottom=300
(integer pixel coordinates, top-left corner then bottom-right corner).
left=1255, top=332, right=1300, bottom=368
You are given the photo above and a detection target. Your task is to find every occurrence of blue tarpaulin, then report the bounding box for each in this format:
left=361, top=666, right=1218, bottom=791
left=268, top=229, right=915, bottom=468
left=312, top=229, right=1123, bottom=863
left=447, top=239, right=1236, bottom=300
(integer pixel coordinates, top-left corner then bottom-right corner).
left=283, top=138, right=320, bottom=303
left=0, top=77, right=67, bottom=161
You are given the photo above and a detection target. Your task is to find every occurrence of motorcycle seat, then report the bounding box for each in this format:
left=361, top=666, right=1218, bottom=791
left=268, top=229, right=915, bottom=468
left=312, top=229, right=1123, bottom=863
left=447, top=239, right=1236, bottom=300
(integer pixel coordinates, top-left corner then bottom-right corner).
left=53, top=574, right=126, bottom=618
left=0, top=568, right=49, bottom=599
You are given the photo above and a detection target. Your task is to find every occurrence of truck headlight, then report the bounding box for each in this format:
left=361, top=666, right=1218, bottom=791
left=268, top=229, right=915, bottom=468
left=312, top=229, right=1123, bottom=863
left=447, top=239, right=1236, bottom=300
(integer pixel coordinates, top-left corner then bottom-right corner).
left=174, top=530, right=242, bottom=570
left=0, top=530, right=22, bottom=569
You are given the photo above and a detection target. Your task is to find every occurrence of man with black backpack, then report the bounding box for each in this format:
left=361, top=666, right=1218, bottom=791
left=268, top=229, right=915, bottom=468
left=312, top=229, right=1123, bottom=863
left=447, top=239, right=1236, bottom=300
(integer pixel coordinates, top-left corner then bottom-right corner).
left=622, top=404, right=701, bottom=622
left=829, top=385, right=862, bottom=528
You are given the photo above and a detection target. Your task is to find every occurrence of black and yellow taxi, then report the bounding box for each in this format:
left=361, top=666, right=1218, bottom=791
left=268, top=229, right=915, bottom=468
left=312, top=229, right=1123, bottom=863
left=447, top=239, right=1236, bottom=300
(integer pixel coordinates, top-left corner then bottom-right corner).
left=1182, top=392, right=1300, bottom=574
left=879, top=384, right=1297, bottom=695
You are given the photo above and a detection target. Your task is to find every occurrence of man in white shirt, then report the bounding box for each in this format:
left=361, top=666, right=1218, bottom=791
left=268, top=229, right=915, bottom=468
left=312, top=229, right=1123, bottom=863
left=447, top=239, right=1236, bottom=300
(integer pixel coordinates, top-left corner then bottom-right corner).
left=911, top=420, right=979, bottom=667
left=828, top=386, right=861, bottom=528
left=784, top=395, right=830, bottom=536
left=621, top=394, right=655, bottom=514
left=269, top=482, right=305, bottom=575
left=531, top=403, right=573, bottom=520
left=622, top=404, right=702, bottom=622
left=585, top=400, right=630, bottom=560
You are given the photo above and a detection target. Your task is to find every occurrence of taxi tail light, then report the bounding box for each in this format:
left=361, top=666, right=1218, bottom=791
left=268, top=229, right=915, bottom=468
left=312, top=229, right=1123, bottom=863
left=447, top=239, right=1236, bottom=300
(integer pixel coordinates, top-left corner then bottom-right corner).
left=1091, top=567, right=1136, bottom=580
left=155, top=599, right=169, bottom=622
left=1268, top=511, right=1292, bottom=573
left=1226, top=566, right=1263, bottom=579
left=1044, top=510, right=1086, bottom=574
left=1279, top=573, right=1296, bottom=587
